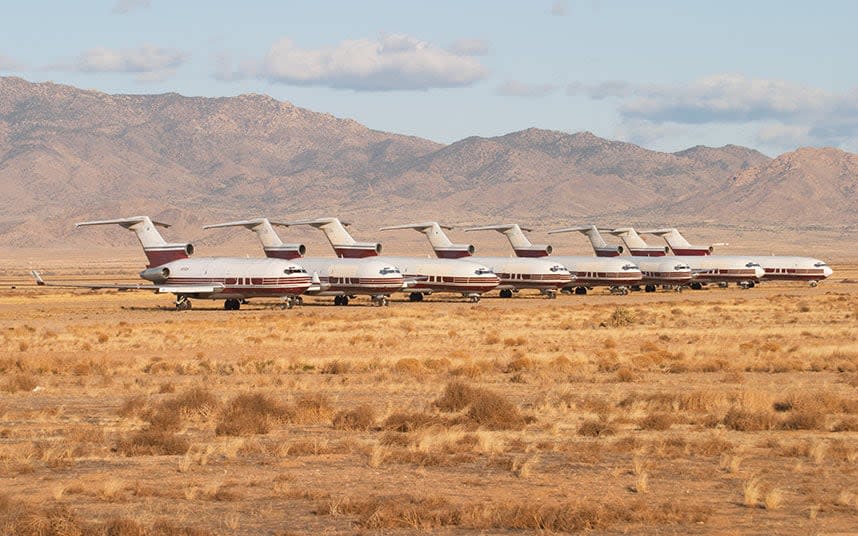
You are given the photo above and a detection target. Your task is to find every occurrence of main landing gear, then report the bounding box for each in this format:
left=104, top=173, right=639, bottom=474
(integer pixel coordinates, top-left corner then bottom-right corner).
left=409, top=292, right=424, bottom=302
left=334, top=295, right=350, bottom=306
left=371, top=295, right=390, bottom=307
left=499, top=289, right=514, bottom=299
left=466, top=294, right=481, bottom=303
left=540, top=289, right=558, bottom=299
left=175, top=295, right=192, bottom=311
left=809, top=280, right=819, bottom=288
left=609, top=286, right=629, bottom=295
left=224, top=298, right=241, bottom=310
left=278, top=296, right=298, bottom=309
left=644, top=284, right=657, bottom=293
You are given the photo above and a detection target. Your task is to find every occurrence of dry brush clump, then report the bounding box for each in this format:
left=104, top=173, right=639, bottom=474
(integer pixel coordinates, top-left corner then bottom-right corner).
left=117, top=387, right=219, bottom=456
left=215, top=392, right=291, bottom=436
left=0, top=492, right=212, bottom=535
left=316, top=493, right=710, bottom=531
left=332, top=405, right=376, bottom=431
left=434, top=381, right=529, bottom=430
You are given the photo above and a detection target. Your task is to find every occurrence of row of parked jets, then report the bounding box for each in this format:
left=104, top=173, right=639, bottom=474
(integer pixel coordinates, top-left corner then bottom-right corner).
left=33, top=216, right=833, bottom=310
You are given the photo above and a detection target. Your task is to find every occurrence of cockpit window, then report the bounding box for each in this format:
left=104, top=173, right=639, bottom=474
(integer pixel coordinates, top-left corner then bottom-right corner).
left=284, top=267, right=307, bottom=274
left=675, top=264, right=690, bottom=270
left=813, top=262, right=828, bottom=267
left=549, top=265, right=566, bottom=272
left=379, top=267, right=401, bottom=275
left=745, top=262, right=761, bottom=268
left=622, top=264, right=639, bottom=271
left=474, top=267, right=494, bottom=275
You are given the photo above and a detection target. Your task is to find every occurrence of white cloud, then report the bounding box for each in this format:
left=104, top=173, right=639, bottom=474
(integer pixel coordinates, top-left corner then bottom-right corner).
left=448, top=39, right=490, bottom=56
left=73, top=44, right=186, bottom=82
left=0, top=52, right=23, bottom=71
left=113, top=0, right=150, bottom=14
left=569, top=74, right=858, bottom=151
left=239, top=34, right=487, bottom=91
left=497, top=80, right=557, bottom=98
left=550, top=1, right=567, bottom=16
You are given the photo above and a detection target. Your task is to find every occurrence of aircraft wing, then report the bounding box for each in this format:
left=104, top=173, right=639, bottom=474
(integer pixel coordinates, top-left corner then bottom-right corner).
left=32, top=271, right=221, bottom=294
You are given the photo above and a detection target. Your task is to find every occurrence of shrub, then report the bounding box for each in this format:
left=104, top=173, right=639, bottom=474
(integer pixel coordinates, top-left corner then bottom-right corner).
left=434, top=381, right=528, bottom=430
left=215, top=393, right=290, bottom=436
left=609, top=307, right=635, bottom=327
left=578, top=419, right=616, bottom=437
left=118, top=428, right=190, bottom=456
left=722, top=407, right=776, bottom=432
left=2, top=374, right=37, bottom=393
left=382, top=412, right=445, bottom=432
left=294, top=393, right=333, bottom=424
left=639, top=413, right=674, bottom=431
left=332, top=405, right=376, bottom=431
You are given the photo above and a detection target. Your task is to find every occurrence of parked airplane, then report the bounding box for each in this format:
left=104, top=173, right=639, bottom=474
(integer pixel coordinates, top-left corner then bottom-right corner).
left=281, top=218, right=500, bottom=302
left=464, top=224, right=644, bottom=294
left=204, top=219, right=407, bottom=306
left=555, top=225, right=764, bottom=289
left=34, top=216, right=312, bottom=310
left=641, top=228, right=832, bottom=286
left=380, top=222, right=574, bottom=299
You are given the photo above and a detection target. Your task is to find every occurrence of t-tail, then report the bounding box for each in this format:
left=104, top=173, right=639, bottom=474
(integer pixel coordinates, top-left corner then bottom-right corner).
left=379, top=222, right=475, bottom=258
left=548, top=225, right=624, bottom=257
left=76, top=216, right=194, bottom=267
left=608, top=227, right=669, bottom=256
left=203, top=219, right=306, bottom=259
left=465, top=224, right=552, bottom=257
left=639, top=228, right=715, bottom=256
left=283, top=217, right=381, bottom=258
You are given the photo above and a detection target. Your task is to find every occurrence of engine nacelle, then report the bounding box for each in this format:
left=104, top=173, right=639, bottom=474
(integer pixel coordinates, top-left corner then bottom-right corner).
left=671, top=245, right=714, bottom=256
left=140, top=266, right=170, bottom=283
left=264, top=243, right=307, bottom=260
left=628, top=246, right=669, bottom=257
left=595, top=245, right=624, bottom=257
left=333, top=242, right=382, bottom=258
left=434, top=244, right=475, bottom=259
left=142, top=243, right=193, bottom=267
left=513, top=244, right=553, bottom=258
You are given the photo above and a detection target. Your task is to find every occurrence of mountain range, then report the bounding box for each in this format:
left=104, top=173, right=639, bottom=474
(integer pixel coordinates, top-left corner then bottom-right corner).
left=1, top=76, right=855, bottom=249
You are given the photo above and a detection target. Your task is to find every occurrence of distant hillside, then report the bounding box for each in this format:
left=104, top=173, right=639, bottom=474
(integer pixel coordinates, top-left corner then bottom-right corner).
left=1, top=76, right=855, bottom=248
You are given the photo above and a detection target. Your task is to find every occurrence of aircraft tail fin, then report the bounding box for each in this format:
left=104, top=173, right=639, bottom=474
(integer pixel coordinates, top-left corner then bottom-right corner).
left=380, top=222, right=474, bottom=258
left=203, top=219, right=306, bottom=259
left=465, top=224, right=552, bottom=257
left=639, top=228, right=714, bottom=255
left=549, top=225, right=624, bottom=257
left=76, top=216, right=194, bottom=267
left=609, top=227, right=668, bottom=256
left=285, top=217, right=381, bottom=258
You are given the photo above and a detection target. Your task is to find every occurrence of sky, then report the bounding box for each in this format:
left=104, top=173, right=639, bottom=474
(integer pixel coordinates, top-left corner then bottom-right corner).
left=1, top=0, right=856, bottom=156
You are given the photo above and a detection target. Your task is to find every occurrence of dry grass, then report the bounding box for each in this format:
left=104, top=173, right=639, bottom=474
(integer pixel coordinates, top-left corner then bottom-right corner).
left=215, top=393, right=290, bottom=436
left=2, top=259, right=858, bottom=535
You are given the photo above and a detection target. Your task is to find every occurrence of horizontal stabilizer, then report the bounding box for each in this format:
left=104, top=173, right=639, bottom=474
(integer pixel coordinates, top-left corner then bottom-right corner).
left=76, top=216, right=171, bottom=229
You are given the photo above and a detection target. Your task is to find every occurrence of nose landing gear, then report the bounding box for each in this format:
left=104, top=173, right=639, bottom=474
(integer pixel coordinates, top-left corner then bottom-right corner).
left=175, top=296, right=192, bottom=311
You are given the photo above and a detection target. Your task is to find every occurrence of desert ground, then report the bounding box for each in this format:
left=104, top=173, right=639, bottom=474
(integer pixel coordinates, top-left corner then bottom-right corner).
left=1, top=251, right=857, bottom=535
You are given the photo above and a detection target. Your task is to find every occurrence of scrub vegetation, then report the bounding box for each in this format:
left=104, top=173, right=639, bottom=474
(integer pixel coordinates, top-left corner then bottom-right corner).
left=1, top=257, right=857, bottom=534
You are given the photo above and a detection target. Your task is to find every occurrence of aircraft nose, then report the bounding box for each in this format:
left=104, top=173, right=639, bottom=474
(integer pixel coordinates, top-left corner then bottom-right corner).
left=754, top=266, right=765, bottom=280
left=823, top=266, right=833, bottom=278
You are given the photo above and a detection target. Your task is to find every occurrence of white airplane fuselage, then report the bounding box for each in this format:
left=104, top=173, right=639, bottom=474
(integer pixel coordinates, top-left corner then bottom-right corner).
left=751, top=256, right=832, bottom=283
left=469, top=257, right=573, bottom=291
left=272, top=256, right=405, bottom=296
left=675, top=255, right=765, bottom=283
left=380, top=256, right=501, bottom=295
left=141, top=257, right=312, bottom=300
left=550, top=256, right=643, bottom=287
left=628, top=257, right=694, bottom=286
